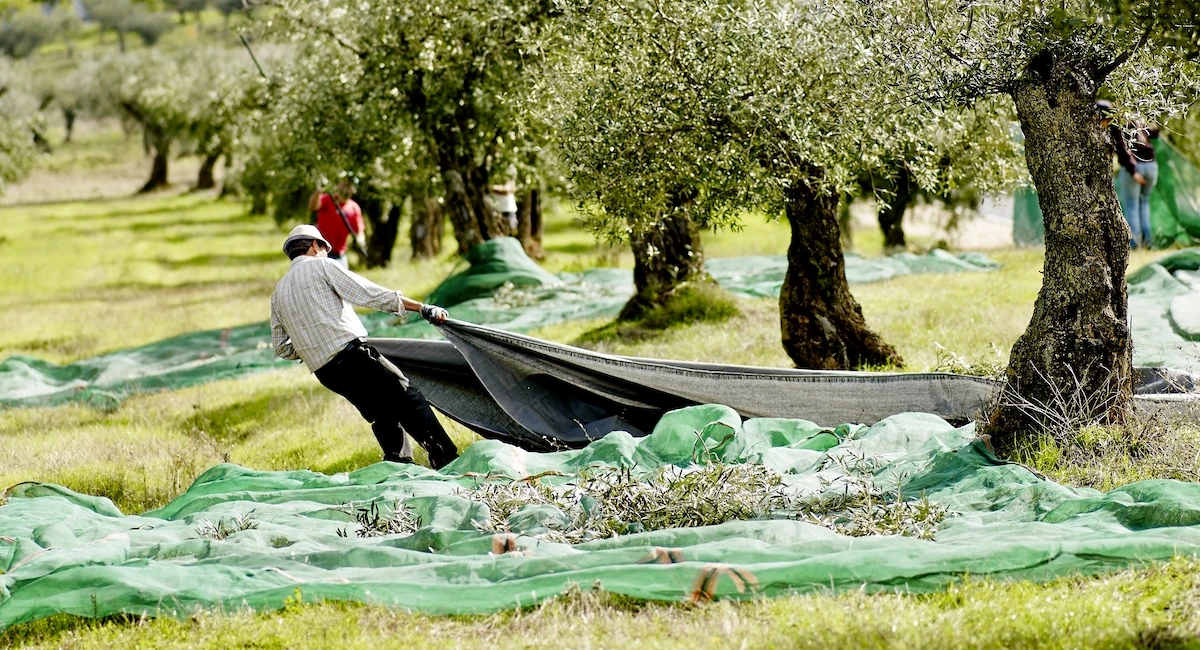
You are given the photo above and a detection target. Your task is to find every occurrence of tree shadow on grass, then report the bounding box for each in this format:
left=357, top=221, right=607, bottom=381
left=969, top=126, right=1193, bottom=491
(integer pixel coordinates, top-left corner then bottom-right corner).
left=573, top=283, right=741, bottom=347
left=178, top=382, right=330, bottom=447
left=153, top=250, right=281, bottom=270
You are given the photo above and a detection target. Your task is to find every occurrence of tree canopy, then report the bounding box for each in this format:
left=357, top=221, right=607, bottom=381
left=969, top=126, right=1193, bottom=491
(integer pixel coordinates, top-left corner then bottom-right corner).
left=547, top=0, right=1022, bottom=366
left=847, top=0, right=1200, bottom=445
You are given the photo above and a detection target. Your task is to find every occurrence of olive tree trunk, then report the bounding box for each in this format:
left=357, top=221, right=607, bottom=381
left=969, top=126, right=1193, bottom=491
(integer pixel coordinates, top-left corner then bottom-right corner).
left=139, top=132, right=171, bottom=193
left=780, top=175, right=901, bottom=369
left=985, top=54, right=1133, bottom=451
left=410, top=191, right=444, bottom=260
left=878, top=166, right=914, bottom=250
left=196, top=150, right=221, bottom=190
left=516, top=188, right=544, bottom=260
left=357, top=194, right=400, bottom=268
left=620, top=210, right=705, bottom=320
left=442, top=165, right=504, bottom=256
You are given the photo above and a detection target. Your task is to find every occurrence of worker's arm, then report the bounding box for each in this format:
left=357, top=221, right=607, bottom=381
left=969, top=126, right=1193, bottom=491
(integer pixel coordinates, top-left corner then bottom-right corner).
left=270, top=303, right=300, bottom=361
left=308, top=191, right=324, bottom=213
left=323, top=261, right=406, bottom=317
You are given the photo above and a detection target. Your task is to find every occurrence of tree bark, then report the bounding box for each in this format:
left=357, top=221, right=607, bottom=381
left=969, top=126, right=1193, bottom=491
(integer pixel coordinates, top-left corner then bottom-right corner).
left=410, top=191, right=444, bottom=260
left=780, top=174, right=901, bottom=369
left=620, top=210, right=705, bottom=320
left=985, top=53, right=1133, bottom=451
left=515, top=188, right=545, bottom=260
left=139, top=133, right=170, bottom=193
left=196, top=150, right=221, bottom=190
left=365, top=200, right=402, bottom=268
left=443, top=169, right=486, bottom=255
left=250, top=193, right=268, bottom=215
left=878, top=166, right=914, bottom=251
left=62, top=107, right=76, bottom=143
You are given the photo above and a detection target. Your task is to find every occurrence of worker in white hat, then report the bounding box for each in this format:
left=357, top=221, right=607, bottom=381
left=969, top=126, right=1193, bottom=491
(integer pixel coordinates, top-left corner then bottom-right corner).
left=270, top=224, right=459, bottom=468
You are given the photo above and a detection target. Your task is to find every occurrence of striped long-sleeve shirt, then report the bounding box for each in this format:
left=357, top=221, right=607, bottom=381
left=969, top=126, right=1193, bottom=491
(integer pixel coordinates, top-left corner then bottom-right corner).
left=270, top=256, right=405, bottom=371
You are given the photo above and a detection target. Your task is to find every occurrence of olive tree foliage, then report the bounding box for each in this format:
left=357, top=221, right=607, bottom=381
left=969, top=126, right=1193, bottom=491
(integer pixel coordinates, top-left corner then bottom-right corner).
left=545, top=0, right=1021, bottom=367
left=846, top=0, right=1200, bottom=447
left=82, top=47, right=256, bottom=192
left=0, top=58, right=39, bottom=193
left=0, top=9, right=62, bottom=58
left=185, top=50, right=260, bottom=190
left=238, top=47, right=428, bottom=267
left=251, top=0, right=556, bottom=259
left=83, top=0, right=174, bottom=52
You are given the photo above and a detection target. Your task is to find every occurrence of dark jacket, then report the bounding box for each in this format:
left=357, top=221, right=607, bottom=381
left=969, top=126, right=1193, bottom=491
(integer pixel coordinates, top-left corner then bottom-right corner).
left=1109, top=122, right=1160, bottom=175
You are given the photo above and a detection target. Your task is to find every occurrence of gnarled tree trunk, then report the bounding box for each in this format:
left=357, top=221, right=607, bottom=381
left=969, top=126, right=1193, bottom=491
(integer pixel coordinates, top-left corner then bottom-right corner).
left=878, top=166, right=914, bottom=251
left=365, top=201, right=402, bottom=268
left=780, top=174, right=901, bottom=369
left=985, top=53, right=1132, bottom=451
left=356, top=193, right=397, bottom=268
left=62, top=107, right=76, bottom=143
left=443, top=169, right=486, bottom=255
left=516, top=188, right=544, bottom=260
left=139, top=132, right=171, bottom=193
left=620, top=209, right=705, bottom=320
left=196, top=150, right=221, bottom=190
left=410, top=191, right=444, bottom=260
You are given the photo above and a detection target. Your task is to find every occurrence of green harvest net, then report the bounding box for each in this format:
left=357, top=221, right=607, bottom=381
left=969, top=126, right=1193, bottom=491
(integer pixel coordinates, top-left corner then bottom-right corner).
left=1129, top=249, right=1200, bottom=371
left=5, top=404, right=1200, bottom=631
left=1014, top=139, right=1200, bottom=247
left=0, top=239, right=997, bottom=408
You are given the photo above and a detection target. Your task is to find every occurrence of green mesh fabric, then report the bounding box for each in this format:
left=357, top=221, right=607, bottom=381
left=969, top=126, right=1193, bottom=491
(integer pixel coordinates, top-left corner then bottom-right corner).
left=1014, top=140, right=1200, bottom=247
left=1129, top=249, right=1200, bottom=371
left=0, top=244, right=998, bottom=408
left=424, top=238, right=561, bottom=307
left=4, top=405, right=1200, bottom=631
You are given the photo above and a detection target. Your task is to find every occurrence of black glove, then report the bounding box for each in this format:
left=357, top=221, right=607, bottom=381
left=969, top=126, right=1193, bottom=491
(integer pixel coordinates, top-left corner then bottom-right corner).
left=420, top=303, right=449, bottom=324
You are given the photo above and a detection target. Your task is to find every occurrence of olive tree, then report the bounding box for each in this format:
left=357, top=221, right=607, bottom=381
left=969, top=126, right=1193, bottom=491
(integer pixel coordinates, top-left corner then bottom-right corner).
left=850, top=0, right=1200, bottom=447
left=258, top=0, right=556, bottom=256
left=84, top=0, right=174, bottom=52
left=238, top=48, right=431, bottom=266
left=548, top=0, right=1020, bottom=367
left=0, top=58, right=39, bottom=193
left=185, top=49, right=258, bottom=190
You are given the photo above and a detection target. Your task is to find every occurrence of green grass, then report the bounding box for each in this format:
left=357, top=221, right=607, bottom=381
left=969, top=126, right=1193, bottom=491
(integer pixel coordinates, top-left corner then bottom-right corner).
left=6, top=558, right=1200, bottom=648
left=0, top=125, right=1191, bottom=648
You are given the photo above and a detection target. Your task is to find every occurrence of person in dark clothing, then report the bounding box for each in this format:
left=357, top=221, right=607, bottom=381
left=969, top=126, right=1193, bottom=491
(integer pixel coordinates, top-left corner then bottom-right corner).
left=1099, top=100, right=1160, bottom=248
left=270, top=224, right=459, bottom=469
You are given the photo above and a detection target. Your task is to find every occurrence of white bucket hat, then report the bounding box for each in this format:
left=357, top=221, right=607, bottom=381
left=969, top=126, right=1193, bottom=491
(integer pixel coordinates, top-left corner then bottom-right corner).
left=282, top=224, right=331, bottom=254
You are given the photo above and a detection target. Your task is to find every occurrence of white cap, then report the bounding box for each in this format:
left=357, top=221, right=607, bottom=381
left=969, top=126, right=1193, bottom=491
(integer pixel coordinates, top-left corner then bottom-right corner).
left=282, top=224, right=331, bottom=254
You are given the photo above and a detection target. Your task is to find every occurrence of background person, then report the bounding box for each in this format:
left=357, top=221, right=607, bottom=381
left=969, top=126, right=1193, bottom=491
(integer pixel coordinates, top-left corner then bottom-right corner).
left=489, top=178, right=518, bottom=233
left=1099, top=100, right=1160, bottom=249
left=270, top=225, right=459, bottom=469
left=309, top=178, right=366, bottom=267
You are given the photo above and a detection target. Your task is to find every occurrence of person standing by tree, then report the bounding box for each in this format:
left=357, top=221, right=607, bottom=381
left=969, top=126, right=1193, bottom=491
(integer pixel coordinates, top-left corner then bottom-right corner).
left=270, top=225, right=459, bottom=468
left=489, top=176, right=519, bottom=234
left=1099, top=100, right=1161, bottom=249
left=309, top=178, right=366, bottom=267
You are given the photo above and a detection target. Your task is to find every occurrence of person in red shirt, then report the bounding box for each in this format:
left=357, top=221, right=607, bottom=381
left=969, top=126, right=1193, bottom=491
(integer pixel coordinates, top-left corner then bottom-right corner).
left=308, top=178, right=366, bottom=267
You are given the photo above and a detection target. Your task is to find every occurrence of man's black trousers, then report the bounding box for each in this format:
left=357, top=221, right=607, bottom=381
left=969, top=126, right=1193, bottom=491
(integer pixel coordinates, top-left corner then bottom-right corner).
left=314, top=340, right=458, bottom=468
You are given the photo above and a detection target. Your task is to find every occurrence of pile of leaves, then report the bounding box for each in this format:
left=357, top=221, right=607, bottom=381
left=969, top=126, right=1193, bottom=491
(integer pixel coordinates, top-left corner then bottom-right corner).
left=462, top=460, right=947, bottom=544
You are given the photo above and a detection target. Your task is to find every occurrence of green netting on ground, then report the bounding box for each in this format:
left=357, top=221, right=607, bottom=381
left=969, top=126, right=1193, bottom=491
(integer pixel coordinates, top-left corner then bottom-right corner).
left=707, top=250, right=997, bottom=298
left=0, top=240, right=998, bottom=408
left=1014, top=140, right=1200, bottom=247
left=1130, top=249, right=1200, bottom=370
left=4, top=405, right=1200, bottom=631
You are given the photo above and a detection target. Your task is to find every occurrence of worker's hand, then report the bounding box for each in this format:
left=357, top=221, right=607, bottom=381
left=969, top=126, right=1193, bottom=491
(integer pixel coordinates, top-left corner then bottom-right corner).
left=420, top=303, right=449, bottom=325
left=1134, top=172, right=1148, bottom=186
left=355, top=233, right=367, bottom=251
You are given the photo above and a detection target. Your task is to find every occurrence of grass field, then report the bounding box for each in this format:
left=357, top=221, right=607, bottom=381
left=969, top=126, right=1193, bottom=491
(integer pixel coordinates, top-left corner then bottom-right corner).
left=0, top=126, right=1189, bottom=648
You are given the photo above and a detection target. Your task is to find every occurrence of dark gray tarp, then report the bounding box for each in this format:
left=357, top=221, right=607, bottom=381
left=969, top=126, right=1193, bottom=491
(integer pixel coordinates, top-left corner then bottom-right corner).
left=373, top=322, right=1200, bottom=452
left=371, top=322, right=998, bottom=451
